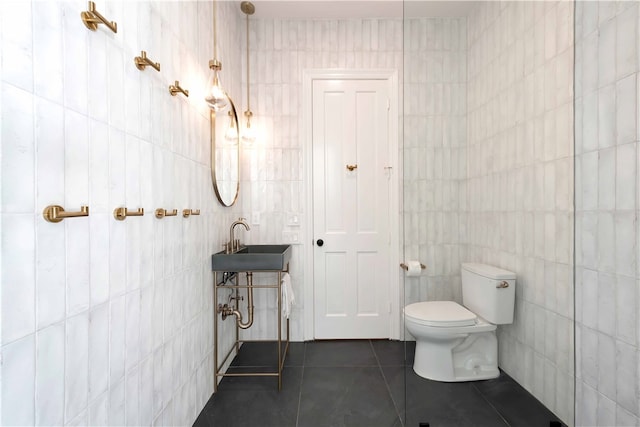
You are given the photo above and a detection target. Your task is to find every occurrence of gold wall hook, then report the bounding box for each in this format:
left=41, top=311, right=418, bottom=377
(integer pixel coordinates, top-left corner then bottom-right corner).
left=169, top=81, right=189, bottom=97
left=43, top=205, right=89, bottom=223
left=182, top=208, right=201, bottom=218
left=155, top=208, right=178, bottom=219
left=113, top=207, right=144, bottom=221
left=81, top=1, right=117, bottom=33
left=346, top=164, right=358, bottom=171
left=134, top=51, right=160, bottom=72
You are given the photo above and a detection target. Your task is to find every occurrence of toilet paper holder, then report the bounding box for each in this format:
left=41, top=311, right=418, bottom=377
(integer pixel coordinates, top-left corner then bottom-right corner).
left=400, top=262, right=426, bottom=271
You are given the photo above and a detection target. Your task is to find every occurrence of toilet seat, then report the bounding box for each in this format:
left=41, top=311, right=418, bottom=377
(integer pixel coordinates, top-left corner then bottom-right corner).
left=404, top=301, right=477, bottom=327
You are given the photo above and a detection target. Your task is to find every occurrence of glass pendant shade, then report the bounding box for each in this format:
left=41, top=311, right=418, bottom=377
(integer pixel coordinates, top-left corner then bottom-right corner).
left=205, top=60, right=228, bottom=111
left=225, top=111, right=238, bottom=143
left=242, top=110, right=257, bottom=145
left=241, top=125, right=256, bottom=145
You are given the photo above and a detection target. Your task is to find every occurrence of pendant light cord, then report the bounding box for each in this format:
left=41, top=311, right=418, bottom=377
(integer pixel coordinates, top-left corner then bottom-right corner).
left=245, top=11, right=250, bottom=111
left=213, top=0, right=218, bottom=59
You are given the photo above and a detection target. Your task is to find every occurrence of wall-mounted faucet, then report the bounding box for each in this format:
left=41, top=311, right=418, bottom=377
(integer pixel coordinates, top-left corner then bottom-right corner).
left=229, top=217, right=250, bottom=253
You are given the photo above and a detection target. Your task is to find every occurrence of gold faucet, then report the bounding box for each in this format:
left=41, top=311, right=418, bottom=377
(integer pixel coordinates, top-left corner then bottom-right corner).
left=229, top=218, right=250, bottom=253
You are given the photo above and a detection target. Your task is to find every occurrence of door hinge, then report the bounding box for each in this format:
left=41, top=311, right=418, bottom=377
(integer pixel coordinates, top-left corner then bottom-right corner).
left=386, top=97, right=390, bottom=110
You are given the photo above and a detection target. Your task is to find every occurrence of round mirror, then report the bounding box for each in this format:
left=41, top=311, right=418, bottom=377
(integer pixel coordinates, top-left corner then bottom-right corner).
left=211, top=97, right=240, bottom=206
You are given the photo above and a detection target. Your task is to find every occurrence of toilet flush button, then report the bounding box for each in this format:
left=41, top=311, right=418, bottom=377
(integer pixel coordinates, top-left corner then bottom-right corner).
left=496, top=281, right=509, bottom=288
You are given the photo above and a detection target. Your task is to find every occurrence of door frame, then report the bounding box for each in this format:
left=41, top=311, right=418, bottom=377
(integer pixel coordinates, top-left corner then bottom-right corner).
left=302, top=69, right=401, bottom=341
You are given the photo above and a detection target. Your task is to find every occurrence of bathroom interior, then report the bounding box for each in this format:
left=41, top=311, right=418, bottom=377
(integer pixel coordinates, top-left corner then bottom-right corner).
left=1, top=0, right=638, bottom=426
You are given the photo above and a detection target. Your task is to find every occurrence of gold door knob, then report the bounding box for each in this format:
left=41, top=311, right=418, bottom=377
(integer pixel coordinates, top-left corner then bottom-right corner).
left=346, top=164, right=358, bottom=171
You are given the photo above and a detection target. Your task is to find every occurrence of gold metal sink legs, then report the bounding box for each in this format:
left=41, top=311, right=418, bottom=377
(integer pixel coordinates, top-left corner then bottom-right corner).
left=213, top=268, right=290, bottom=391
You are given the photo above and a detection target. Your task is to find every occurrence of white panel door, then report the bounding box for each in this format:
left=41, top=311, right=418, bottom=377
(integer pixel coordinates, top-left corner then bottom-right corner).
left=312, top=78, right=391, bottom=339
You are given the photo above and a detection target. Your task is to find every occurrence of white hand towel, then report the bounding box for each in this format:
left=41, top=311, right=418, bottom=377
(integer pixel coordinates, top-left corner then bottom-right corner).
left=281, top=273, right=295, bottom=319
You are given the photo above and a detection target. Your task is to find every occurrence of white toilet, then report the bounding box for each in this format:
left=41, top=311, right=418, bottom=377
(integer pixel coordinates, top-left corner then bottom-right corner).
left=404, top=263, right=516, bottom=382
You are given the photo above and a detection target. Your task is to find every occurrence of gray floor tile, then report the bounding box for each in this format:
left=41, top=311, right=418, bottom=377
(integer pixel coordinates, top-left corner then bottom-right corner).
left=382, top=365, right=511, bottom=427
left=195, top=367, right=302, bottom=427
left=217, top=366, right=303, bottom=392
left=304, top=340, right=378, bottom=367
left=404, top=375, right=510, bottom=427
left=230, top=341, right=305, bottom=367
left=298, top=367, right=401, bottom=427
left=196, top=340, right=565, bottom=427
left=195, top=388, right=299, bottom=427
left=472, top=374, right=566, bottom=427
left=371, top=339, right=414, bottom=366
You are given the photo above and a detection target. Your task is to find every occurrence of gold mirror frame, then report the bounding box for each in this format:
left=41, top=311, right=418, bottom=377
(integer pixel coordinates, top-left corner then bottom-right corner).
left=211, top=96, right=240, bottom=207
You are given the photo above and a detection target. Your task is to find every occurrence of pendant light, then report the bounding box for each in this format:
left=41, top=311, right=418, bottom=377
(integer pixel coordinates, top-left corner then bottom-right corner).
left=224, top=110, right=238, bottom=143
left=205, top=0, right=228, bottom=111
left=241, top=1, right=256, bottom=144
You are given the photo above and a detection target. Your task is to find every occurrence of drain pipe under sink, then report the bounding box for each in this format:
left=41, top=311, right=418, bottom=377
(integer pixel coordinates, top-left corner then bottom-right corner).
left=218, top=272, right=255, bottom=329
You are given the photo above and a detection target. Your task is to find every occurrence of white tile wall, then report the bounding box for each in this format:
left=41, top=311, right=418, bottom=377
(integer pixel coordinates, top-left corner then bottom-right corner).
left=35, top=323, right=65, bottom=426
left=575, top=1, right=640, bottom=426
left=1, top=1, right=244, bottom=425
left=2, top=335, right=36, bottom=425
left=238, top=16, right=405, bottom=341
left=403, top=17, right=467, bottom=307
left=466, top=1, right=574, bottom=424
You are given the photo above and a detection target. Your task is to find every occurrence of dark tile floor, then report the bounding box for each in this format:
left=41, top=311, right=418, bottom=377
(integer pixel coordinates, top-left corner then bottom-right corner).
left=194, top=340, right=566, bottom=427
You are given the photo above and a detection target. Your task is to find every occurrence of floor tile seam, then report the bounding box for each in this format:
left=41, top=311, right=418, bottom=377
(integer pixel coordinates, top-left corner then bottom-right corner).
left=301, top=341, right=308, bottom=367
left=471, top=381, right=512, bottom=427
left=302, top=364, right=381, bottom=368
left=370, top=341, right=405, bottom=426
left=378, top=363, right=405, bottom=427
left=234, top=365, right=302, bottom=372
left=368, top=339, right=398, bottom=369
left=295, top=365, right=304, bottom=427
left=295, top=343, right=308, bottom=427
left=230, top=364, right=305, bottom=368
left=368, top=339, right=380, bottom=365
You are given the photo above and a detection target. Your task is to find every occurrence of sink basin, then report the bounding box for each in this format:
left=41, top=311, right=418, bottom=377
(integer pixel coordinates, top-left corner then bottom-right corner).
left=211, top=244, right=292, bottom=272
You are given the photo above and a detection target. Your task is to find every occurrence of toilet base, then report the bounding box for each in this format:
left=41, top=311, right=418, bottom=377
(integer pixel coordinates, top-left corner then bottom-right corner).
left=412, top=330, right=499, bottom=382
left=413, top=364, right=499, bottom=382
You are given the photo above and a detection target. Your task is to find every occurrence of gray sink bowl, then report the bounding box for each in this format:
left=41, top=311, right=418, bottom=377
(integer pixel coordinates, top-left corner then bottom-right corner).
left=211, top=244, right=292, bottom=272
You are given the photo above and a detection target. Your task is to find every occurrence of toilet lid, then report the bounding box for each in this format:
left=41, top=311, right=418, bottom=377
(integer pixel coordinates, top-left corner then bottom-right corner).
left=405, top=301, right=477, bottom=327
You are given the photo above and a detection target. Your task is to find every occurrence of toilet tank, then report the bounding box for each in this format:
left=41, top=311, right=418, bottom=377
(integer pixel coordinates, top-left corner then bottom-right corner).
left=461, top=263, right=516, bottom=325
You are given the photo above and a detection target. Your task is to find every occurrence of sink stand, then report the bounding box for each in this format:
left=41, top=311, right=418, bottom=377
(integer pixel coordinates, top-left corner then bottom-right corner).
left=213, top=265, right=290, bottom=391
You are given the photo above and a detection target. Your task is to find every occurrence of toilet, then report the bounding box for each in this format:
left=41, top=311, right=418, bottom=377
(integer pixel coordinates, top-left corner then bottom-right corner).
left=404, top=263, right=516, bottom=382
